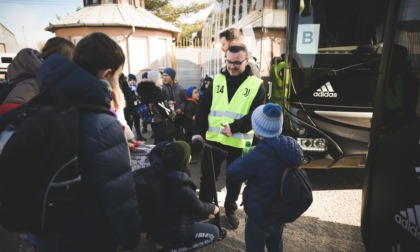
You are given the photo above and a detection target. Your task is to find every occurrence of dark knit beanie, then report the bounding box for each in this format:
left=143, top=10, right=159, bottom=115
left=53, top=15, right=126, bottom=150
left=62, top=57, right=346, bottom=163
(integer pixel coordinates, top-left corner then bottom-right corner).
left=141, top=72, right=148, bottom=79
left=251, top=103, right=283, bottom=139
left=162, top=141, right=191, bottom=169
left=128, top=73, right=137, bottom=82
left=163, top=67, right=176, bottom=81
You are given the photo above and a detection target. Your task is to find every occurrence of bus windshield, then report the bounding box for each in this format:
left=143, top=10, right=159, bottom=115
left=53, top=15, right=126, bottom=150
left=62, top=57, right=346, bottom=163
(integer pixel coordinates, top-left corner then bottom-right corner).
left=294, top=0, right=387, bottom=57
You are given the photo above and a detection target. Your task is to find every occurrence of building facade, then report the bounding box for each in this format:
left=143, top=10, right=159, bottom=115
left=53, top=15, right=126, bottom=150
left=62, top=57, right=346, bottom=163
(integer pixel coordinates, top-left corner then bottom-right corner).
left=46, top=0, right=180, bottom=78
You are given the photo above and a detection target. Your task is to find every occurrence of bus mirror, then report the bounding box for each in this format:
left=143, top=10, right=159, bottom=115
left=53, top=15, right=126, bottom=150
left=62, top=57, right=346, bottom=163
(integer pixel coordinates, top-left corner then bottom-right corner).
left=299, top=0, right=311, bottom=17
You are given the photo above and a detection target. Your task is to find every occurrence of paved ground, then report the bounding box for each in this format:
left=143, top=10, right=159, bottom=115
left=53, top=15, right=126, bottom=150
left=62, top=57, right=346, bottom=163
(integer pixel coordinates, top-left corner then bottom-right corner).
left=132, top=129, right=366, bottom=252
left=0, top=128, right=366, bottom=251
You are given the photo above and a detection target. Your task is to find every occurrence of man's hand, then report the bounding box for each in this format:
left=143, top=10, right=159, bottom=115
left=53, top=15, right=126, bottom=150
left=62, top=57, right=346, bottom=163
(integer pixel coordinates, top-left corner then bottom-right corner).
left=221, top=123, right=232, bottom=137
left=213, top=205, right=220, bottom=215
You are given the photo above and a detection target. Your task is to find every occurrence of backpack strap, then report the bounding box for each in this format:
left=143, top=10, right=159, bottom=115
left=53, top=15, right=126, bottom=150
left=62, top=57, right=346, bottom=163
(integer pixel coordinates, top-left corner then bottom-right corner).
left=72, top=102, right=114, bottom=117
left=31, top=87, right=114, bottom=116
left=257, top=148, right=292, bottom=197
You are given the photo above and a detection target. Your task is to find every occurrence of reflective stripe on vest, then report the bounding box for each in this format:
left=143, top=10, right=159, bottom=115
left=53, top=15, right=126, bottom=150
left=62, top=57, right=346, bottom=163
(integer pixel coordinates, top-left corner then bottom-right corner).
left=206, top=74, right=261, bottom=148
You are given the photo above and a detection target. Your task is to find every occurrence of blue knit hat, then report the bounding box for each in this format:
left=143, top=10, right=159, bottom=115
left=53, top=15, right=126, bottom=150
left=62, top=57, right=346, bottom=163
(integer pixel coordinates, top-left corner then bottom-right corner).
left=251, top=103, right=283, bottom=139
left=163, top=67, right=176, bottom=81
left=128, top=73, right=137, bottom=82
left=141, top=72, right=148, bottom=79
left=186, top=86, right=196, bottom=98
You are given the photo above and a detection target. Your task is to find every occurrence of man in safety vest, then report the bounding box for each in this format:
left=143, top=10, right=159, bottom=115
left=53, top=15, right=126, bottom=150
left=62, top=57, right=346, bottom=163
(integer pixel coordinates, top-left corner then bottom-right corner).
left=192, top=44, right=266, bottom=230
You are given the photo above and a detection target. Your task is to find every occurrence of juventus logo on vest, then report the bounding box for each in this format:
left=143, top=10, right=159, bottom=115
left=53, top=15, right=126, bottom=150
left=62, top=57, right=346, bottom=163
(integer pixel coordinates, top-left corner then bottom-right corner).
left=244, top=88, right=250, bottom=97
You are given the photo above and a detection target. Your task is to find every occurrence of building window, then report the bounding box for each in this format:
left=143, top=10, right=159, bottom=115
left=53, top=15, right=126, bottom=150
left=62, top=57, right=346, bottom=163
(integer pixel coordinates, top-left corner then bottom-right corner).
left=104, top=0, right=114, bottom=4
left=276, top=0, right=285, bottom=9
left=157, top=38, right=167, bottom=69
left=130, top=37, right=148, bottom=73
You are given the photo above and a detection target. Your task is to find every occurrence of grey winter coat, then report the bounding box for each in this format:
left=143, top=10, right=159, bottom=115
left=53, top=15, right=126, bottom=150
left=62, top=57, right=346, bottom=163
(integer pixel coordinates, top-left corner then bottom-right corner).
left=4, top=48, right=43, bottom=104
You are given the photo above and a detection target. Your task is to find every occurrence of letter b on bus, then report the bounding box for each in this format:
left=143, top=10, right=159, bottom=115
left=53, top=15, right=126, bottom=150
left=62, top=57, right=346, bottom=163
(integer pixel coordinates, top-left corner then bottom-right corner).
left=297, top=24, right=320, bottom=54
left=302, top=31, right=313, bottom=44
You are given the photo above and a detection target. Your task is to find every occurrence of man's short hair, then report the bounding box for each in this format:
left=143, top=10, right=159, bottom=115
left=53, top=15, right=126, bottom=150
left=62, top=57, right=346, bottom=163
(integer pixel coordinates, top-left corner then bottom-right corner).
left=227, top=43, right=248, bottom=58
left=219, top=28, right=243, bottom=42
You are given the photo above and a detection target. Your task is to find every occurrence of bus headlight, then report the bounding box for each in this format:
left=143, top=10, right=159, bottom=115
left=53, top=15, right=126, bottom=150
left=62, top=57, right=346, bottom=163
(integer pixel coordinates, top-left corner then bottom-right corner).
left=297, top=138, right=327, bottom=152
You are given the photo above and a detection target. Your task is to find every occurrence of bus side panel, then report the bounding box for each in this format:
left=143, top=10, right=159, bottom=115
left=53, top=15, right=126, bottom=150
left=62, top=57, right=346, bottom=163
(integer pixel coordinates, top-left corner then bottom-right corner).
left=362, top=119, right=420, bottom=251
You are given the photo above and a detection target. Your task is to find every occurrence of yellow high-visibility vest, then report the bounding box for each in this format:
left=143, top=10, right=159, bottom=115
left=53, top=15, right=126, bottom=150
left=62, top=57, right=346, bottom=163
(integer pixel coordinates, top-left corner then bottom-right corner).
left=206, top=74, right=262, bottom=148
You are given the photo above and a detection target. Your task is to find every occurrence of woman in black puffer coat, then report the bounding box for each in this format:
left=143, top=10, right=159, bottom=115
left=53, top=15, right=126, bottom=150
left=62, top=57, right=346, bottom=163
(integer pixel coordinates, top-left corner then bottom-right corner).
left=148, top=141, right=219, bottom=251
left=137, top=81, right=176, bottom=144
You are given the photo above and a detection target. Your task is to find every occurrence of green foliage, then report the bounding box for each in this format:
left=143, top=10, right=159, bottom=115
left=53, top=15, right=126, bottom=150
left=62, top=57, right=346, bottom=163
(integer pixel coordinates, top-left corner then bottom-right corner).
left=178, top=21, right=203, bottom=40
left=145, top=0, right=211, bottom=25
left=145, top=0, right=212, bottom=41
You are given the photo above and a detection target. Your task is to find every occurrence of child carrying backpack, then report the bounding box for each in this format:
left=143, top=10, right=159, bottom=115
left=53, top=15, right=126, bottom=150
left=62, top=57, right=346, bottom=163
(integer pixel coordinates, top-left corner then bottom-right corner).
left=227, top=103, right=305, bottom=252
left=0, top=32, right=141, bottom=252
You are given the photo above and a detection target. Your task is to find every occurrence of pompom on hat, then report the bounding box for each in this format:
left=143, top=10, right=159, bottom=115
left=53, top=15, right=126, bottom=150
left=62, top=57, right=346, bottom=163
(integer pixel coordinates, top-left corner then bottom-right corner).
left=185, top=86, right=197, bottom=98
left=163, top=67, right=176, bottom=81
left=162, top=141, right=191, bottom=169
left=251, top=103, right=283, bottom=139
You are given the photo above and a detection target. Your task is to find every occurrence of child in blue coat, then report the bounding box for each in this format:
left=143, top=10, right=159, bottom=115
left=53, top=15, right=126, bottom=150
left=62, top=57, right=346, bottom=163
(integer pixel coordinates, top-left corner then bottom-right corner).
left=227, top=103, right=304, bottom=252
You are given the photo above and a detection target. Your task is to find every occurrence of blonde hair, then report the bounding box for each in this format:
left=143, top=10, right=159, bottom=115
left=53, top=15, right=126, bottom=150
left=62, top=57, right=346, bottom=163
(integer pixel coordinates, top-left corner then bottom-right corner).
left=111, top=80, right=126, bottom=111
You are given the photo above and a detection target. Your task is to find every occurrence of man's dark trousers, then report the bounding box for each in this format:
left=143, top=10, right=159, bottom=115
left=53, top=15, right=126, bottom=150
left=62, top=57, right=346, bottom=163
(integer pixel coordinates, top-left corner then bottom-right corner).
left=198, top=140, right=243, bottom=214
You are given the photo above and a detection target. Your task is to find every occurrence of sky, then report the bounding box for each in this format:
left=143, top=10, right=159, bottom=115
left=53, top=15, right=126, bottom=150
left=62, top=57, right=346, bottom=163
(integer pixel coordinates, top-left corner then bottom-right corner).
left=0, top=0, right=213, bottom=50
left=0, top=0, right=81, bottom=50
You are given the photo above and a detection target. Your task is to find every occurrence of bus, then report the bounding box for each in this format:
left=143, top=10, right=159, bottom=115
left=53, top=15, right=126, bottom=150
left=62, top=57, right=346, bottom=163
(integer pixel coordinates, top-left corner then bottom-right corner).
left=282, top=0, right=420, bottom=249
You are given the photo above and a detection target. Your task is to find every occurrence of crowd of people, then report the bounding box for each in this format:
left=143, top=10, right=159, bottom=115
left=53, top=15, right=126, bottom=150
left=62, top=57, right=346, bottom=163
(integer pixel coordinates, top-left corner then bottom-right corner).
left=0, top=28, right=302, bottom=252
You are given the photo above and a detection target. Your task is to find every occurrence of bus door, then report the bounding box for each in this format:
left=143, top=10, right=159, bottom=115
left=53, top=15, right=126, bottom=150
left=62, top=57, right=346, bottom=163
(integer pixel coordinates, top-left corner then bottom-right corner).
left=361, top=0, right=420, bottom=250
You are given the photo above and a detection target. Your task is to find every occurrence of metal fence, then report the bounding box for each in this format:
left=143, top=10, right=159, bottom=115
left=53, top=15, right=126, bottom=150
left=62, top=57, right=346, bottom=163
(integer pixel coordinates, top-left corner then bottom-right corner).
left=175, top=37, right=204, bottom=48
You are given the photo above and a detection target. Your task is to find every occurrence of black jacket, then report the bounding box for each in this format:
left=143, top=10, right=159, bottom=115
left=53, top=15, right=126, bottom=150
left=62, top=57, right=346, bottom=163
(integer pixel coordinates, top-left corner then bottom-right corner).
left=148, top=142, right=215, bottom=247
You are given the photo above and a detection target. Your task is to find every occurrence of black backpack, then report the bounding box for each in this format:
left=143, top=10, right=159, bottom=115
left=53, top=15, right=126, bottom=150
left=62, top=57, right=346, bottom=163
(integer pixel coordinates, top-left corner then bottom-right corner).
left=256, top=148, right=313, bottom=223
left=0, top=87, right=112, bottom=234
left=133, top=165, right=166, bottom=233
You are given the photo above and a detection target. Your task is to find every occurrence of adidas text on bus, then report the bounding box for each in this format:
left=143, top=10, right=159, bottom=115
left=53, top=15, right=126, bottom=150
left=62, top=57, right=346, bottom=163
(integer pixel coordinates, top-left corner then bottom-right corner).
left=395, top=213, right=420, bottom=241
